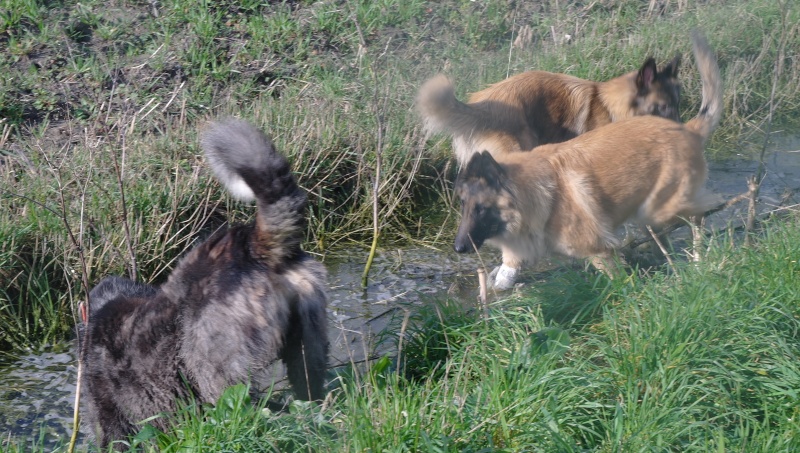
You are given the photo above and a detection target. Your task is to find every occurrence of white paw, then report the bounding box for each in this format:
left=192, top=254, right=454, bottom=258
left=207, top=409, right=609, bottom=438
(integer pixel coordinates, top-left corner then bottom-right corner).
left=489, top=265, right=519, bottom=290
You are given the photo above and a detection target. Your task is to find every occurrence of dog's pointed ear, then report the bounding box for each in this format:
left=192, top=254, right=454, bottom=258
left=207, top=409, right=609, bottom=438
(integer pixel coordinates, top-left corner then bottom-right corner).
left=662, top=53, right=681, bottom=78
left=464, top=151, right=505, bottom=188
left=636, top=57, right=657, bottom=90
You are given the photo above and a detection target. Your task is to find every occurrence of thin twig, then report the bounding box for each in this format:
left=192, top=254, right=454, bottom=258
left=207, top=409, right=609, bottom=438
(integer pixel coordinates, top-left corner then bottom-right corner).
left=646, top=225, right=676, bottom=274
left=109, top=124, right=138, bottom=279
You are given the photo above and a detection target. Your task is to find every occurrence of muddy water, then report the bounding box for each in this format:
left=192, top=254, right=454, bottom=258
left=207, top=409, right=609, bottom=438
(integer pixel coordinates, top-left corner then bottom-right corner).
left=0, top=346, right=78, bottom=449
left=2, top=147, right=799, bottom=450
left=706, top=148, right=800, bottom=224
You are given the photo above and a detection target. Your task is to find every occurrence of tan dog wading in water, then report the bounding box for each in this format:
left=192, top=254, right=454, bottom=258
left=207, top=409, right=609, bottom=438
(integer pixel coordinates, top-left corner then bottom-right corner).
left=453, top=32, right=722, bottom=289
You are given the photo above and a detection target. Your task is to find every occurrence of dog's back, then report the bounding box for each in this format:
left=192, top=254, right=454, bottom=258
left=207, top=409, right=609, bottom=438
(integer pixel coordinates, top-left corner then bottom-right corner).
left=81, top=278, right=185, bottom=447
left=417, top=55, right=681, bottom=166
left=178, top=119, right=328, bottom=402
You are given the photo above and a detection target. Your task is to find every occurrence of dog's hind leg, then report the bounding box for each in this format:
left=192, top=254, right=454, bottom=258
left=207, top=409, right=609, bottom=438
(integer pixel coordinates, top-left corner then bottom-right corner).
left=281, top=276, right=329, bottom=401
left=588, top=252, right=627, bottom=280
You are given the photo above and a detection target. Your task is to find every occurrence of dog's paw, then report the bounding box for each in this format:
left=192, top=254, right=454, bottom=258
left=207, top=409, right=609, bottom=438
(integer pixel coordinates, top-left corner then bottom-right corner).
left=489, top=265, right=519, bottom=290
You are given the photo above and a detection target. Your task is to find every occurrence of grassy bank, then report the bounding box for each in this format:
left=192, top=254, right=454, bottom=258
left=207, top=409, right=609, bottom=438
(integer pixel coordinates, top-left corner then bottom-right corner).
left=10, top=213, right=798, bottom=452
left=1, top=0, right=799, bottom=350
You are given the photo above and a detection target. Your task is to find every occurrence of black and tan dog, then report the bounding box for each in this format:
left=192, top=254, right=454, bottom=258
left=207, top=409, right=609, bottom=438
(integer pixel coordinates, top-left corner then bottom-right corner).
left=80, top=119, right=329, bottom=450
left=453, top=32, right=721, bottom=289
left=418, top=54, right=681, bottom=166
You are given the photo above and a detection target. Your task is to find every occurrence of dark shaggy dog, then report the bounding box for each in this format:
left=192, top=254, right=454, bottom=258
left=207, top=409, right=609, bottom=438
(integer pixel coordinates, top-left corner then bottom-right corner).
left=80, top=119, right=329, bottom=450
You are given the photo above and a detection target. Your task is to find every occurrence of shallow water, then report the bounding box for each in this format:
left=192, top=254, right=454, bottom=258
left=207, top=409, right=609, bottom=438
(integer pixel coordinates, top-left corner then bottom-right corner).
left=0, top=346, right=78, bottom=449
left=2, top=146, right=799, bottom=450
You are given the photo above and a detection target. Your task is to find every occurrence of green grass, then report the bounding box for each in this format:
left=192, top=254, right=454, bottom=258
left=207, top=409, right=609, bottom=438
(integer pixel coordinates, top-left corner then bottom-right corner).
left=15, top=214, right=797, bottom=452
left=1, top=0, right=799, bottom=353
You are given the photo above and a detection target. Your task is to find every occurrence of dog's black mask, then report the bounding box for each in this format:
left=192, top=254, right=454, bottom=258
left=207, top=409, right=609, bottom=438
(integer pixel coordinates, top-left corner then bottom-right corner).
left=454, top=151, right=507, bottom=253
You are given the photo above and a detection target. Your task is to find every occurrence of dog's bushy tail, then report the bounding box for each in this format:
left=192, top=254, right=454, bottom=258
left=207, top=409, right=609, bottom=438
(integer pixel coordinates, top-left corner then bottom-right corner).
left=685, top=30, right=723, bottom=142
left=202, top=118, right=307, bottom=263
left=417, top=74, right=507, bottom=138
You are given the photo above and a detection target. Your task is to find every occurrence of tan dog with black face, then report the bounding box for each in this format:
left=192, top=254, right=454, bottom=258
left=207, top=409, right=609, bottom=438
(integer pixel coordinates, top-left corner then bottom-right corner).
left=453, top=32, right=721, bottom=289
left=418, top=55, right=681, bottom=166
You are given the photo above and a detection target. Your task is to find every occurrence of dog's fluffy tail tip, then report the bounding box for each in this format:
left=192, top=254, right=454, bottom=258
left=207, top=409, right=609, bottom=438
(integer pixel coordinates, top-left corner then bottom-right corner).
left=418, top=74, right=454, bottom=100
left=201, top=118, right=282, bottom=202
left=201, top=117, right=307, bottom=260
left=688, top=29, right=723, bottom=140
left=416, top=74, right=457, bottom=132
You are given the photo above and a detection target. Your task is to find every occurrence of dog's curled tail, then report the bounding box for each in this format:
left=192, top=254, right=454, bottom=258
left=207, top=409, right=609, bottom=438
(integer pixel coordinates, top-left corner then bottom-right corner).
left=202, top=118, right=307, bottom=261
left=686, top=30, right=723, bottom=142
left=417, top=74, right=495, bottom=138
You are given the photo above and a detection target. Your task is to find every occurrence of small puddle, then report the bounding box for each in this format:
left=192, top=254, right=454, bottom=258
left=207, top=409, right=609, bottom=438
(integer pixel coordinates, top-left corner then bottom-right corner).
left=2, top=144, right=799, bottom=450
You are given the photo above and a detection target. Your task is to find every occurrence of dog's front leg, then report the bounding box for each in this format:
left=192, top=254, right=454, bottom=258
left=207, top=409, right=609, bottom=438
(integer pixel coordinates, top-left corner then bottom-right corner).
left=490, top=247, right=525, bottom=290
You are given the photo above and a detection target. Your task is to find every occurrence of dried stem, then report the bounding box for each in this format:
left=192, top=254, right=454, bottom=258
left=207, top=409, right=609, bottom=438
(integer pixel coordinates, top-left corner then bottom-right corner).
left=477, top=268, right=488, bottom=319
left=355, top=9, right=392, bottom=288
left=690, top=216, right=705, bottom=263
left=362, top=112, right=383, bottom=288
left=744, top=175, right=760, bottom=245
left=109, top=123, right=138, bottom=279
left=396, top=309, right=411, bottom=379
left=747, top=1, right=788, bottom=243
left=41, top=150, right=93, bottom=453
left=647, top=225, right=676, bottom=275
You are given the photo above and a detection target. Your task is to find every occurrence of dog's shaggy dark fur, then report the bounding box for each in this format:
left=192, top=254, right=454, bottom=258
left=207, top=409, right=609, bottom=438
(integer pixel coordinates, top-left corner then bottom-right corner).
left=80, top=119, right=328, bottom=450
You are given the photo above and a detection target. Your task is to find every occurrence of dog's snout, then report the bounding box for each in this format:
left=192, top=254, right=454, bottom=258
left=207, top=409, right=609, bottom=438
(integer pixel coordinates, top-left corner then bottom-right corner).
left=454, top=236, right=475, bottom=254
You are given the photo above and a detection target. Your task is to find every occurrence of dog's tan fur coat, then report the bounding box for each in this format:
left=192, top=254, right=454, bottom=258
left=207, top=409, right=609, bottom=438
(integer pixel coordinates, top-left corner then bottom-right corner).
left=418, top=56, right=681, bottom=166
left=453, top=32, right=721, bottom=288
